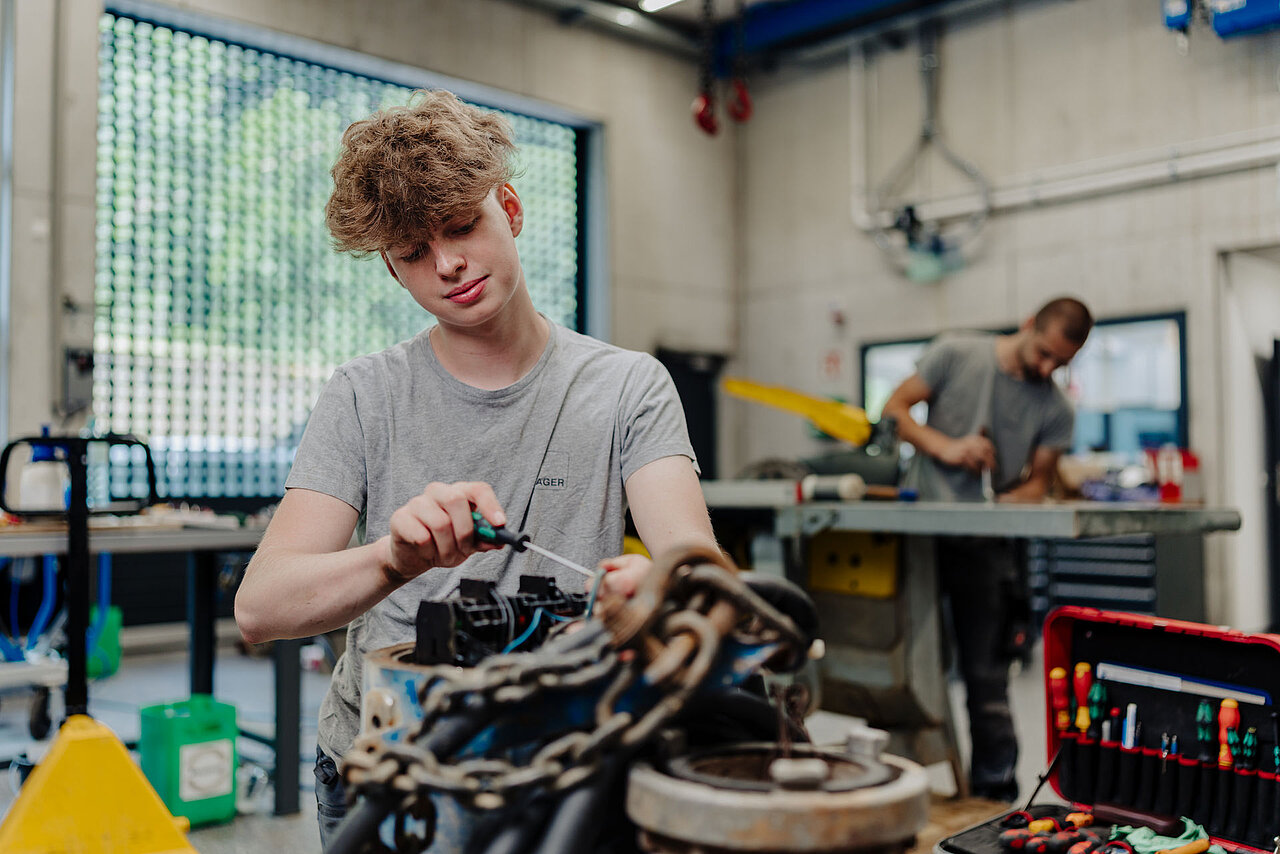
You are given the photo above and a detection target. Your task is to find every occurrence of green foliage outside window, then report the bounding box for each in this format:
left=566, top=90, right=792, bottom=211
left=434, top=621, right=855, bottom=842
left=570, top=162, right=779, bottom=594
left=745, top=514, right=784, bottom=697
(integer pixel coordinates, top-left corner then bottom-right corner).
left=96, top=13, right=582, bottom=500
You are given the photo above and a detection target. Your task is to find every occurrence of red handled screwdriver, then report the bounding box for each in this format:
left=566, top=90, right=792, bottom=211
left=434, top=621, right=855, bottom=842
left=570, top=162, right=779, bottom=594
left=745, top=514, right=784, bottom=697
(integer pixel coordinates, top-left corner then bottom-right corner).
left=1218, top=698, right=1240, bottom=768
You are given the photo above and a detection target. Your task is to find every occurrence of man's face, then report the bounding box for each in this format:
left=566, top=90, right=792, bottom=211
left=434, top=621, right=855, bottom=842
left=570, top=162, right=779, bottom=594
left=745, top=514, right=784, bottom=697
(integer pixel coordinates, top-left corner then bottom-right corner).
left=381, top=184, right=524, bottom=328
left=1018, top=320, right=1083, bottom=382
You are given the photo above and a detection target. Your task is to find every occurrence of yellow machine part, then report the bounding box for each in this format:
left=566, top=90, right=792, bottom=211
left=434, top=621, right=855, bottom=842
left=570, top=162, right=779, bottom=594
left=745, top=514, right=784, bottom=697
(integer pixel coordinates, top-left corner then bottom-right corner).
left=807, top=530, right=899, bottom=599
left=0, top=714, right=196, bottom=854
left=721, top=377, right=873, bottom=446
left=622, top=534, right=651, bottom=558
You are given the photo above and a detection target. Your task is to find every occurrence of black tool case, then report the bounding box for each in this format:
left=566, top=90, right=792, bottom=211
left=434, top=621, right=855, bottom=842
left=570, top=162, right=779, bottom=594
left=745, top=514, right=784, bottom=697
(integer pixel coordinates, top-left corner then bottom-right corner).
left=938, top=606, right=1280, bottom=854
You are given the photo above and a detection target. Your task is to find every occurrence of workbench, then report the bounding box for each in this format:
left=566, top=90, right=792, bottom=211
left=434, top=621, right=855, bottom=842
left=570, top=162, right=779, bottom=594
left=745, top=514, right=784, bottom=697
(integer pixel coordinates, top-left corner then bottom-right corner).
left=701, top=484, right=1242, bottom=795
left=0, top=524, right=304, bottom=815
left=771, top=500, right=1242, bottom=540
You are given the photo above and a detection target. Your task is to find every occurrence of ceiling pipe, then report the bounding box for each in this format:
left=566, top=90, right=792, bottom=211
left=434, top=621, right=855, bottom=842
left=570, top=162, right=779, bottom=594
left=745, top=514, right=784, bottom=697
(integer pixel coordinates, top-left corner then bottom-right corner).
left=499, top=0, right=699, bottom=58
left=906, top=129, right=1280, bottom=224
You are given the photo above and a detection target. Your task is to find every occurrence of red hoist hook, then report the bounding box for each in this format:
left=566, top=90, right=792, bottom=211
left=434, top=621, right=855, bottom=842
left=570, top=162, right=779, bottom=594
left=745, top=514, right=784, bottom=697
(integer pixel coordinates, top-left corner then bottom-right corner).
left=692, top=92, right=719, bottom=136
left=691, top=0, right=750, bottom=135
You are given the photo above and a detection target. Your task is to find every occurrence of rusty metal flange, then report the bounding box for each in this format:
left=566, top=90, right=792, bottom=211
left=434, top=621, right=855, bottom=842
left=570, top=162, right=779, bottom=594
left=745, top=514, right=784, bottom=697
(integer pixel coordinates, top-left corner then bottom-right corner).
left=626, top=750, right=929, bottom=852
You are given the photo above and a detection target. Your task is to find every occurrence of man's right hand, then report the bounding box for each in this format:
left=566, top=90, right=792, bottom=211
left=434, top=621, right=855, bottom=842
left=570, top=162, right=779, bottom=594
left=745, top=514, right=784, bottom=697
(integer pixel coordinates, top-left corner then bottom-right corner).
left=938, top=433, right=996, bottom=474
left=381, top=481, right=507, bottom=583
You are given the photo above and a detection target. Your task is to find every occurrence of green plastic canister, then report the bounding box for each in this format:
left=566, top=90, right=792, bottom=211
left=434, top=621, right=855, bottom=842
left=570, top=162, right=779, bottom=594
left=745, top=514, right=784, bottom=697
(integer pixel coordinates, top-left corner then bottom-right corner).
left=139, top=694, right=238, bottom=826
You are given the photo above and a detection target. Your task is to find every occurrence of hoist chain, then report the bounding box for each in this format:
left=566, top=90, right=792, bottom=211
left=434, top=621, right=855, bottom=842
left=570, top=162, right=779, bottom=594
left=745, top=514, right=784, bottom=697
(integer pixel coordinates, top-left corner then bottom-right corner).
left=699, top=0, right=716, bottom=98
left=341, top=544, right=807, bottom=835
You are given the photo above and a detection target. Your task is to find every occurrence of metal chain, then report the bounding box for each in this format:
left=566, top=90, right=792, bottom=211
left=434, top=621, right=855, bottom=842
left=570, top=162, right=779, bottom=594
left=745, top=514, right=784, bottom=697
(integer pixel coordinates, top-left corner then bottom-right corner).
left=342, top=548, right=808, bottom=823
left=699, top=0, right=716, bottom=98
left=734, top=0, right=746, bottom=78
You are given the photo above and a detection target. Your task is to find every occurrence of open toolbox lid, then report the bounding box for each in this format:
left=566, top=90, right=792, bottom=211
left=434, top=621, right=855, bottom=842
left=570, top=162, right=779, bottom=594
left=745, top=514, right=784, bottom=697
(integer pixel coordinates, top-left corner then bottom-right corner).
left=1039, top=606, right=1280, bottom=851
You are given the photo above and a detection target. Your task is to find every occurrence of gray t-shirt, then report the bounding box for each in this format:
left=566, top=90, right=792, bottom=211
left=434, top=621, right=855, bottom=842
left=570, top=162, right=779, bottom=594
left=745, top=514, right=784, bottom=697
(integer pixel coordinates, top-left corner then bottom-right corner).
left=903, top=332, right=1074, bottom=502
left=285, top=320, right=697, bottom=759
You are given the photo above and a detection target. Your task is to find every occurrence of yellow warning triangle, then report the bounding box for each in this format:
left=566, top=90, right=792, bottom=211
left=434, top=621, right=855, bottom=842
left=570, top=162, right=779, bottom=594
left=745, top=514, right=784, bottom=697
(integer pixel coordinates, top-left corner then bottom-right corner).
left=0, top=714, right=197, bottom=853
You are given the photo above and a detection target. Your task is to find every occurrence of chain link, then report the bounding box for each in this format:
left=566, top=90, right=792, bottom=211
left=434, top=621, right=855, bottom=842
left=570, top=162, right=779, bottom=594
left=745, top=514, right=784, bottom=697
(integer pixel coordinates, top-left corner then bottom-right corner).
left=341, top=546, right=807, bottom=834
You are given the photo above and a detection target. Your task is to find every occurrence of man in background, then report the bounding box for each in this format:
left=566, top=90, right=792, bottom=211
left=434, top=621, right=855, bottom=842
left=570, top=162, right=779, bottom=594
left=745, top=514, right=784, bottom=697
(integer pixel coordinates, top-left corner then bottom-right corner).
left=881, top=296, right=1093, bottom=801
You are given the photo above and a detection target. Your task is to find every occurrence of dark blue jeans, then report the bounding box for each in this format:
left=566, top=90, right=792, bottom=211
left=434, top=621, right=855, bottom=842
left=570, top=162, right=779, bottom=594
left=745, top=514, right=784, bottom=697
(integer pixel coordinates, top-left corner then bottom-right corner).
left=314, top=746, right=347, bottom=849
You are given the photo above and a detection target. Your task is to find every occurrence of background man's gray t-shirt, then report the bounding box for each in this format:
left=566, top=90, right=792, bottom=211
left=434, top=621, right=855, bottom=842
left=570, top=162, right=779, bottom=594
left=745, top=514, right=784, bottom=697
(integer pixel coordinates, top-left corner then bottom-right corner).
left=903, top=332, right=1074, bottom=502
left=286, top=320, right=697, bottom=759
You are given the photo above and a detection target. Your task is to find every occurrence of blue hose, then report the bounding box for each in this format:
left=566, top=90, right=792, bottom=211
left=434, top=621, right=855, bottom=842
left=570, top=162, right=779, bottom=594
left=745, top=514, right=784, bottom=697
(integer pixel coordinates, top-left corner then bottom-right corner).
left=25, top=555, right=57, bottom=652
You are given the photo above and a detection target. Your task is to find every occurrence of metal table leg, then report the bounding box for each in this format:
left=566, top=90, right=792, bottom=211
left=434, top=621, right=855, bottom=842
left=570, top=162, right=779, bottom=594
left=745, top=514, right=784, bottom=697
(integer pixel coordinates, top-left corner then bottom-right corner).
left=273, top=637, right=301, bottom=816
left=187, top=552, right=216, bottom=696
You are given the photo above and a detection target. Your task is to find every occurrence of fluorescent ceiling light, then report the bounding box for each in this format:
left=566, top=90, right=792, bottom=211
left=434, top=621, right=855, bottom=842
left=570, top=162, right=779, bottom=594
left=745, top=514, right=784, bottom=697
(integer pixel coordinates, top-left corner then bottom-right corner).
left=639, top=0, right=688, bottom=12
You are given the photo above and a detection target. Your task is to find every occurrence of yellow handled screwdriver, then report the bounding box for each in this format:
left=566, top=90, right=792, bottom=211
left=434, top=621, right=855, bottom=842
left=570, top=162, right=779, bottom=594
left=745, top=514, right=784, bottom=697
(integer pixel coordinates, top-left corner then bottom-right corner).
left=471, top=511, right=596, bottom=579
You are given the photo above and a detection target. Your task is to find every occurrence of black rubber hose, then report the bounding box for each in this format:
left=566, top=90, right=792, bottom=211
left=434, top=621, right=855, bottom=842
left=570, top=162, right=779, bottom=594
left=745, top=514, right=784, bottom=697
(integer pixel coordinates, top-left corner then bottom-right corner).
left=530, top=754, right=629, bottom=854
left=471, top=794, right=552, bottom=854
left=324, top=698, right=498, bottom=854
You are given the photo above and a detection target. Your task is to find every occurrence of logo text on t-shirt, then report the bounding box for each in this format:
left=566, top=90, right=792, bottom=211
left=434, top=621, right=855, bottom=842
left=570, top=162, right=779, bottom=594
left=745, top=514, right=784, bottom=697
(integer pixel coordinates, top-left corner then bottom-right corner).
left=535, top=451, right=567, bottom=491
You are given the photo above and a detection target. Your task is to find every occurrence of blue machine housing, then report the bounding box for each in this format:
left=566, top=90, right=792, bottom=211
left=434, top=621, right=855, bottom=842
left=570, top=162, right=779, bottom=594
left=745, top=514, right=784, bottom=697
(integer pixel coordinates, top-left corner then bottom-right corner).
left=1209, top=0, right=1280, bottom=38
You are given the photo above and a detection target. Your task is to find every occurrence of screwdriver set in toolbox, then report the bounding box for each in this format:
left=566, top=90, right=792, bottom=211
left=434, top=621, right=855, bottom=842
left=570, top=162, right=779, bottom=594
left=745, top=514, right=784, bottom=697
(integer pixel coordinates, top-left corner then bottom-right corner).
left=940, top=606, right=1280, bottom=854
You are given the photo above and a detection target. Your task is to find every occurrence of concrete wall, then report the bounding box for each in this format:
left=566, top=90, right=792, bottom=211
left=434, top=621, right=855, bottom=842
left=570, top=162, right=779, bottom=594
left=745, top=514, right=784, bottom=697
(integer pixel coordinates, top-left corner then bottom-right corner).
left=4, top=0, right=737, bottom=441
left=736, top=0, right=1280, bottom=627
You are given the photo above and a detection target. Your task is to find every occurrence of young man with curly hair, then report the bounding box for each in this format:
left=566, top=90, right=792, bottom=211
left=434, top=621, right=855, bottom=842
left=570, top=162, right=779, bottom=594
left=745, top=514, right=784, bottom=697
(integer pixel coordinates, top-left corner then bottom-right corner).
left=234, top=89, right=718, bottom=846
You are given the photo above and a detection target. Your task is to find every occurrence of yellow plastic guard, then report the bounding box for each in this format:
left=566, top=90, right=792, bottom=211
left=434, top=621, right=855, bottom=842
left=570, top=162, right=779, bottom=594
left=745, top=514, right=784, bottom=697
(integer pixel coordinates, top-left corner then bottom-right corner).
left=622, top=534, right=651, bottom=558
left=721, top=377, right=872, bottom=446
left=0, top=714, right=196, bottom=853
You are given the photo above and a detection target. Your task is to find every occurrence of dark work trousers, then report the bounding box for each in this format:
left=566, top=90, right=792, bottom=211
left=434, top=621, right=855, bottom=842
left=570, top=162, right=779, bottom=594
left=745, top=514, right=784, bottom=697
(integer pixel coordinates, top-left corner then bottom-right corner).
left=937, top=535, right=1020, bottom=800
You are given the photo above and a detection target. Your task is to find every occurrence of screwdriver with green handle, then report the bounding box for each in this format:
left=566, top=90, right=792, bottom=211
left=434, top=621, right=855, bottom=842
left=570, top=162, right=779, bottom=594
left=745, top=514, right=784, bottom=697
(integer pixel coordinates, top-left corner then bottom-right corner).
left=471, top=511, right=597, bottom=579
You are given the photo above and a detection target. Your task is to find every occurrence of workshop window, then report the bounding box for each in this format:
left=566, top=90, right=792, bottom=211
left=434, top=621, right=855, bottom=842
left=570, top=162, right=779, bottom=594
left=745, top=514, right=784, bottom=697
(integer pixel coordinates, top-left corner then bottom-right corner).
left=95, top=12, right=585, bottom=503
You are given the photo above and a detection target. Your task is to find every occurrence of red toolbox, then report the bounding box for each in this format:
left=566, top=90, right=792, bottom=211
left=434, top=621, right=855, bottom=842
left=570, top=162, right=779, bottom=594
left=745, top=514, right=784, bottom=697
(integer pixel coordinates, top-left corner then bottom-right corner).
left=939, top=606, right=1280, bottom=854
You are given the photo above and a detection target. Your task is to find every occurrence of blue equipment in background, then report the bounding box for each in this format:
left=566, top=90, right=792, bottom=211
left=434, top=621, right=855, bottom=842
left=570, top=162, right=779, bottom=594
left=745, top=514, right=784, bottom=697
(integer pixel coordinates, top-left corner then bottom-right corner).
left=1163, top=0, right=1193, bottom=32
left=1208, top=0, right=1280, bottom=38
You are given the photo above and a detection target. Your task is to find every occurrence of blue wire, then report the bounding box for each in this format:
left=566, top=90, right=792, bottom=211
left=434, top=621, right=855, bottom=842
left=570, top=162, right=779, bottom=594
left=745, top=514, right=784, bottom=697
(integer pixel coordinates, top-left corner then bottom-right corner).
left=544, top=611, right=574, bottom=622
left=584, top=569, right=607, bottom=619
left=501, top=607, right=544, bottom=654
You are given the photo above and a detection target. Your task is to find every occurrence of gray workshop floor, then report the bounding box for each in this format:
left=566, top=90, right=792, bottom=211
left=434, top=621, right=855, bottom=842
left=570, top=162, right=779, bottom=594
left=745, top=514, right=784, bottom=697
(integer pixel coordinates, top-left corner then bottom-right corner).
left=0, top=639, right=1058, bottom=853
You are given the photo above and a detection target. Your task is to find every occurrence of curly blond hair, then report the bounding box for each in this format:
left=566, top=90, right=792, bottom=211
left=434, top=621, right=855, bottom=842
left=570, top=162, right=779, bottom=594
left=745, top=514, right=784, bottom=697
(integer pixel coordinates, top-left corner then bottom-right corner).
left=325, top=89, right=517, bottom=255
